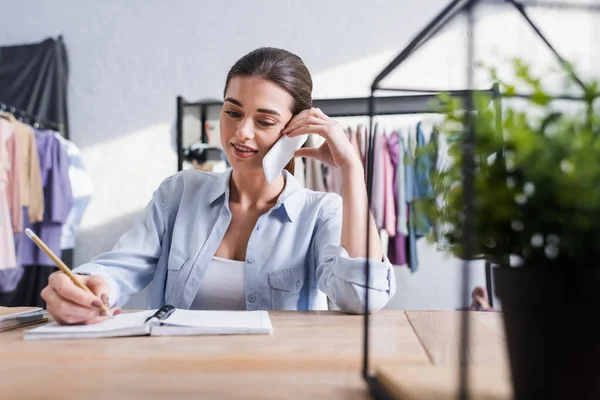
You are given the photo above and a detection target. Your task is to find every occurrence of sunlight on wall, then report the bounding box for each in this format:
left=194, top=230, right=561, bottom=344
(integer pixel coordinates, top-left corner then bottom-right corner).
left=80, top=122, right=175, bottom=231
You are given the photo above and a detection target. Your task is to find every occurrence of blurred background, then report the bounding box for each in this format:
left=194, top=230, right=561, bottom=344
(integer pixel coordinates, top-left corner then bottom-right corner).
left=1, top=0, right=598, bottom=310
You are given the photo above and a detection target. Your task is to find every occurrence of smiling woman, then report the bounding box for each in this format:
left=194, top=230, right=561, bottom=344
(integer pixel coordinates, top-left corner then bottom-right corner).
left=40, top=47, right=396, bottom=325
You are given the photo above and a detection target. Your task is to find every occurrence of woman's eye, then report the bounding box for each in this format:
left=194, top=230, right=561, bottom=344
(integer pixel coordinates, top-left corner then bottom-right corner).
left=225, top=110, right=241, bottom=118
left=258, top=120, right=276, bottom=127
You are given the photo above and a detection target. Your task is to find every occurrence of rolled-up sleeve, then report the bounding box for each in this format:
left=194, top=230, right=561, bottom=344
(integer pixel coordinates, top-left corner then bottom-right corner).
left=314, top=197, right=397, bottom=314
left=72, top=176, right=172, bottom=307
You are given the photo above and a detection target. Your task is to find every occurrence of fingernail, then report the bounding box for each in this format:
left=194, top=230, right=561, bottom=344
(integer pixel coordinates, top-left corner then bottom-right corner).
left=101, top=293, right=109, bottom=306
left=113, top=308, right=122, bottom=316
left=91, top=299, right=102, bottom=308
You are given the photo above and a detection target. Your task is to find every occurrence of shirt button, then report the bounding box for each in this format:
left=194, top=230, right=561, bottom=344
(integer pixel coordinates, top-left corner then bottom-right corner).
left=247, top=257, right=255, bottom=264
left=296, top=280, right=301, bottom=289
left=256, top=225, right=261, bottom=231
left=248, top=294, right=257, bottom=303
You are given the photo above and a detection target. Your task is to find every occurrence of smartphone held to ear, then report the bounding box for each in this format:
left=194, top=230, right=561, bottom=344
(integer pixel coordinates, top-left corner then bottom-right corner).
left=262, top=133, right=309, bottom=184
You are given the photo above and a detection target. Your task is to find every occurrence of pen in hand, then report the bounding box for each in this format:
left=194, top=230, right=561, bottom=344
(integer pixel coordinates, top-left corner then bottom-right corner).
left=25, top=228, right=114, bottom=319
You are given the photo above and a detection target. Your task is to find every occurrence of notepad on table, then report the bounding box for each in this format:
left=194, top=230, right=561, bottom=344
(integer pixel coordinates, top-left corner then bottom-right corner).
left=23, top=309, right=273, bottom=340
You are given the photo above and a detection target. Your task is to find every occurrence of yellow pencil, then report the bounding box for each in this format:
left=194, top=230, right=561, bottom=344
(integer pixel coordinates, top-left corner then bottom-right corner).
left=24, top=228, right=114, bottom=319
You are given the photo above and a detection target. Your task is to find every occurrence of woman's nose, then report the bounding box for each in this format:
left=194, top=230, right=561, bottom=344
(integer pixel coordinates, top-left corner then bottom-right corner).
left=236, top=118, right=254, bottom=140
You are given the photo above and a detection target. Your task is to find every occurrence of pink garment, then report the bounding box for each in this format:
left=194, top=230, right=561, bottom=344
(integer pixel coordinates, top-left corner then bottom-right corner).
left=6, top=127, right=22, bottom=232
left=349, top=127, right=362, bottom=160
left=0, top=119, right=18, bottom=270
left=383, top=138, right=396, bottom=237
left=356, top=125, right=367, bottom=168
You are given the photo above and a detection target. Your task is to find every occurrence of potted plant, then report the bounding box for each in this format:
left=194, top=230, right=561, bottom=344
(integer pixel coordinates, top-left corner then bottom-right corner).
left=428, top=59, right=600, bottom=399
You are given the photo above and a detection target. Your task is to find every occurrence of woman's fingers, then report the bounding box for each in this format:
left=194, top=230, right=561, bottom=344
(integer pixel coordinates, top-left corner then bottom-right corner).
left=84, top=275, right=111, bottom=306
left=49, top=272, right=102, bottom=309
left=283, top=114, right=327, bottom=135
left=44, top=287, right=101, bottom=324
left=285, top=124, right=330, bottom=138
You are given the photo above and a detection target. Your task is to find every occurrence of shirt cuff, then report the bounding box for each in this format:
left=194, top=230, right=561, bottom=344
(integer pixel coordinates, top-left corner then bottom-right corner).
left=332, top=245, right=393, bottom=292
left=72, top=263, right=120, bottom=308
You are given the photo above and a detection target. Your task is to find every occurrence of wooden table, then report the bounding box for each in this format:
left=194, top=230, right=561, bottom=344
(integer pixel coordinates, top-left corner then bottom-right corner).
left=0, top=310, right=511, bottom=399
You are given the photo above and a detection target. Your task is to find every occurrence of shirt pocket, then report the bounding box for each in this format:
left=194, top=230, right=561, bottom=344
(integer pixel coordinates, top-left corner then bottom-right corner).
left=166, top=247, right=189, bottom=304
left=268, top=265, right=305, bottom=310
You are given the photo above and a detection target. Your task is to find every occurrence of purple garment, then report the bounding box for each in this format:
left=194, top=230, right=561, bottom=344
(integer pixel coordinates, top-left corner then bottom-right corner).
left=388, top=132, right=400, bottom=195
left=0, top=266, right=24, bottom=293
left=386, top=132, right=407, bottom=266
left=16, top=131, right=73, bottom=266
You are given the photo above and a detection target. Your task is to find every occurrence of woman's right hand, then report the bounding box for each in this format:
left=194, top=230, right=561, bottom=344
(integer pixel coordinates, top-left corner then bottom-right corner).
left=41, top=271, right=122, bottom=325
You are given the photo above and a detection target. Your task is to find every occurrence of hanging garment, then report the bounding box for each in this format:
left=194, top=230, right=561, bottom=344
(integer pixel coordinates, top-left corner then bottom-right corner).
left=54, top=134, right=93, bottom=250
left=17, top=130, right=73, bottom=267
left=404, top=137, right=419, bottom=272
left=386, top=131, right=406, bottom=266
left=395, top=134, right=409, bottom=236
left=304, top=134, right=327, bottom=192
left=430, top=127, right=439, bottom=172
left=0, top=262, right=56, bottom=307
left=294, top=157, right=306, bottom=188
left=3, top=114, right=45, bottom=224
left=0, top=37, right=70, bottom=137
left=356, top=125, right=367, bottom=168
left=0, top=119, right=22, bottom=292
left=383, top=136, right=396, bottom=237
left=1, top=118, right=22, bottom=232
left=414, top=122, right=434, bottom=237
left=371, top=124, right=386, bottom=230
left=349, top=126, right=362, bottom=160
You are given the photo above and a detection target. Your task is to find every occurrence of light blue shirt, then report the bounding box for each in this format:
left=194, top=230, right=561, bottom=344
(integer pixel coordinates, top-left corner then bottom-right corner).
left=74, top=168, right=396, bottom=314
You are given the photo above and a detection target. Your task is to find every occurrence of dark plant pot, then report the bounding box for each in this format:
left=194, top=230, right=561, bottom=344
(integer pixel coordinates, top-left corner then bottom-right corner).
left=494, top=267, right=600, bottom=399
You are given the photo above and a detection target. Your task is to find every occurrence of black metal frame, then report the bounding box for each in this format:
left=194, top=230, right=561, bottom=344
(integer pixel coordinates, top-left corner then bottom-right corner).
left=0, top=101, right=62, bottom=135
left=363, top=1, right=596, bottom=399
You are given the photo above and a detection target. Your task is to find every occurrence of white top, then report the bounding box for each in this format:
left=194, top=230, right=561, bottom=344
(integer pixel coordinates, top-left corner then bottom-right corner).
left=190, top=256, right=246, bottom=310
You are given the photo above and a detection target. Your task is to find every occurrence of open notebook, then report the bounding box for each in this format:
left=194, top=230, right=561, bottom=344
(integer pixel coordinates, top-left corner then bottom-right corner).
left=23, top=309, right=273, bottom=340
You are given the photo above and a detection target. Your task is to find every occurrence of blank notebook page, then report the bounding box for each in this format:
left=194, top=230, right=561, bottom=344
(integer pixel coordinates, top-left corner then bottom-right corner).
left=29, top=311, right=155, bottom=334
left=163, top=310, right=270, bottom=328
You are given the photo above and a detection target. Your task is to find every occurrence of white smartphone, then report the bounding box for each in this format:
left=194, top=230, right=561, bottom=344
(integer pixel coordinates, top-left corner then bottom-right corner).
left=262, top=133, right=309, bottom=183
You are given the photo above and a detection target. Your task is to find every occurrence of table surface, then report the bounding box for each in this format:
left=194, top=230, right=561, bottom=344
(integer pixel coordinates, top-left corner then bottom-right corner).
left=0, top=310, right=511, bottom=399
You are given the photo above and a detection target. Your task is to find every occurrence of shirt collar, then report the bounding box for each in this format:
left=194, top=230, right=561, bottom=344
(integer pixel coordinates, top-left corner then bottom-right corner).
left=208, top=168, right=305, bottom=222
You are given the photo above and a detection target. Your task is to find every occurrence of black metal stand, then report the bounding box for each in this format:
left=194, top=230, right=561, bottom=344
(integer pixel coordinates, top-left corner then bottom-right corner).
left=362, top=1, right=597, bottom=399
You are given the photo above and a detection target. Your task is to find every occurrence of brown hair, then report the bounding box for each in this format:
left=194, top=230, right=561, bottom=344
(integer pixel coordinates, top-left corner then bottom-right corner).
left=224, top=47, right=313, bottom=175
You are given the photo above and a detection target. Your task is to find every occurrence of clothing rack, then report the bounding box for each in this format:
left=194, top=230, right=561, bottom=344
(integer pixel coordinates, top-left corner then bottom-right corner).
left=176, top=91, right=495, bottom=172
left=0, top=101, right=62, bottom=134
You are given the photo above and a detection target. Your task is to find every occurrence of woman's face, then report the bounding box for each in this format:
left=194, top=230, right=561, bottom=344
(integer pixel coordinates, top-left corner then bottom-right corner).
left=220, top=76, right=294, bottom=172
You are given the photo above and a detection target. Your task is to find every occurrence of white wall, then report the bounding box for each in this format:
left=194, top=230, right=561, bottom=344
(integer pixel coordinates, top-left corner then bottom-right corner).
left=1, top=0, right=597, bottom=310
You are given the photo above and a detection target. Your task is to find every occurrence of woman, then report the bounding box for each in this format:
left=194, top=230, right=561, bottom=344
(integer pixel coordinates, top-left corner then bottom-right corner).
left=42, top=47, right=396, bottom=325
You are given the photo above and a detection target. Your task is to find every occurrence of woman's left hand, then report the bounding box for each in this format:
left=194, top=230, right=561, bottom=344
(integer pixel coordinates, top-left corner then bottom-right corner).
left=282, top=107, right=361, bottom=171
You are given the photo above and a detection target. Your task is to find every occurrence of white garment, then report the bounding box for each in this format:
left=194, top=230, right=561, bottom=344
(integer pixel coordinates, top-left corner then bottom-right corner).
left=191, top=256, right=247, bottom=310
left=54, top=134, right=94, bottom=249
left=0, top=119, right=17, bottom=269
